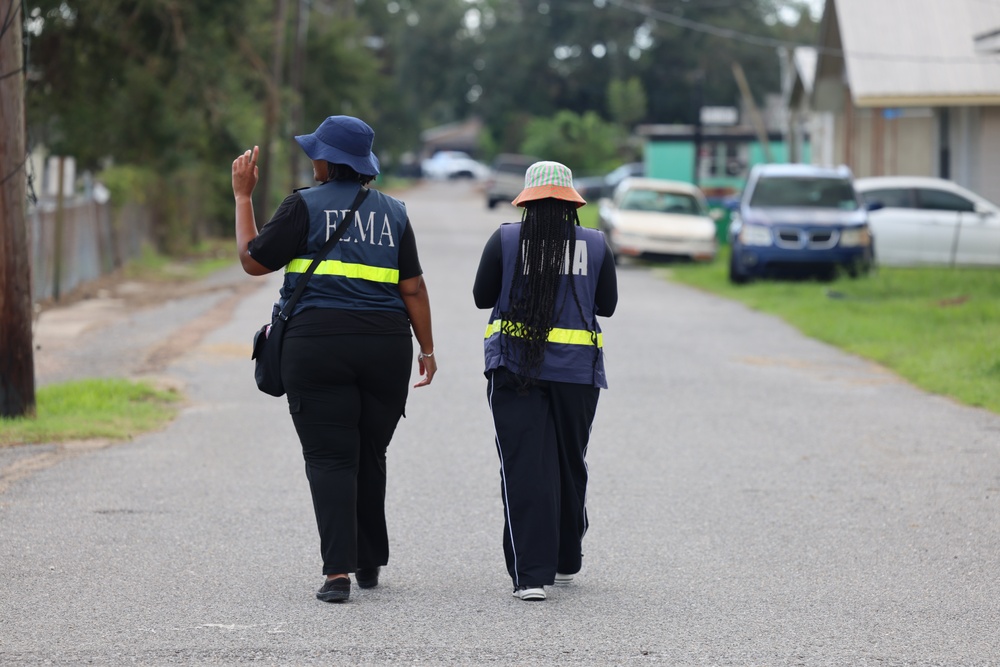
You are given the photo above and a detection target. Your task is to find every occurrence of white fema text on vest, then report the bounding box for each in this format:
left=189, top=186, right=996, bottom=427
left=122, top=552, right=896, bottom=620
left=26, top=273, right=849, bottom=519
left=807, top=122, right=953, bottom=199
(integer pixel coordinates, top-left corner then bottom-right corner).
left=325, top=209, right=396, bottom=247
left=521, top=240, right=588, bottom=275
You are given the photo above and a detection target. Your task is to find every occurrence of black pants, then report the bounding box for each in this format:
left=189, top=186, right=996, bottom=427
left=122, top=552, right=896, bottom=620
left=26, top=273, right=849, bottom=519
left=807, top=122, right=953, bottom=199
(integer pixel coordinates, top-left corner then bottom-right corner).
left=282, top=334, right=411, bottom=575
left=486, top=367, right=600, bottom=588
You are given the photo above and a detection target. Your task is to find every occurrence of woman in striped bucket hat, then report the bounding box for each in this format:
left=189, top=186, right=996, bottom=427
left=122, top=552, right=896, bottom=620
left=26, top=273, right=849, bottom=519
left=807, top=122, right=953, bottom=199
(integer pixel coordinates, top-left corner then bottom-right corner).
left=473, top=160, right=619, bottom=601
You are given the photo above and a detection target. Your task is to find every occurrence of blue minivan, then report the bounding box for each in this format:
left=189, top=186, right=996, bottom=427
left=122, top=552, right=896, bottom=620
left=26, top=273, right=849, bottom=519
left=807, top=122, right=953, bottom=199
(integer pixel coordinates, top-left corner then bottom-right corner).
left=728, top=164, right=875, bottom=283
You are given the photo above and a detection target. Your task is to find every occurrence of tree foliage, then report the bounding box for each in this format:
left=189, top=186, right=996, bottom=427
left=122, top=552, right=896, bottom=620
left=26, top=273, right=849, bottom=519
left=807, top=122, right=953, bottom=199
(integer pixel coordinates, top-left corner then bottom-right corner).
left=521, top=110, right=623, bottom=175
left=607, top=77, right=648, bottom=128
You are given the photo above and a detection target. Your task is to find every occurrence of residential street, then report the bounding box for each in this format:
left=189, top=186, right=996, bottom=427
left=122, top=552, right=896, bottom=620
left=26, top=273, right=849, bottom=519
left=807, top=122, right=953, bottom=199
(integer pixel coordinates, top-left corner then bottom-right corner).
left=2, top=180, right=999, bottom=665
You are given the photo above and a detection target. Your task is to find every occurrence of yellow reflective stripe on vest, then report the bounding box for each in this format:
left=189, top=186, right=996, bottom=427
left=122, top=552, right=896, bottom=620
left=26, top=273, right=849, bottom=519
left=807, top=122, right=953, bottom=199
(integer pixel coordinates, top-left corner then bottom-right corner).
left=286, top=258, right=399, bottom=284
left=484, top=319, right=602, bottom=347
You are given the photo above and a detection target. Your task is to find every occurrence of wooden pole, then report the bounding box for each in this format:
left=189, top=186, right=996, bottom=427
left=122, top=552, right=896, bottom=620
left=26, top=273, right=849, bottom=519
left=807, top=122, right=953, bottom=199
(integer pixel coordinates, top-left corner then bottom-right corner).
left=731, top=62, right=774, bottom=163
left=288, top=0, right=309, bottom=189
left=53, top=156, right=65, bottom=301
left=254, top=0, right=289, bottom=216
left=0, top=1, right=36, bottom=418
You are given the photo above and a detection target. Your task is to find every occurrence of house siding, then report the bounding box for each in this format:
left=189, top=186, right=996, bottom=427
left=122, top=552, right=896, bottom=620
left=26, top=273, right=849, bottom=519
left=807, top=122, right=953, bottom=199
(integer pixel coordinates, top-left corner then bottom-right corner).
left=976, top=108, right=1000, bottom=204
left=831, top=109, right=934, bottom=179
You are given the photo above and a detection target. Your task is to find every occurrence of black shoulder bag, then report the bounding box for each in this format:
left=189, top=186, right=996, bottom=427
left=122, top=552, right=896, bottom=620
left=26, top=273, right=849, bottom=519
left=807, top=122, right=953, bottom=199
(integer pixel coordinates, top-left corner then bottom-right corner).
left=251, top=186, right=370, bottom=397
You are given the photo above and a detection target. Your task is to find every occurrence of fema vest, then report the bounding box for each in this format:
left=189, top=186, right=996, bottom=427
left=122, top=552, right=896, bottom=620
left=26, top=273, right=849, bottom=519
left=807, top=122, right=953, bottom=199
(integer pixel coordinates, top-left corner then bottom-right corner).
left=279, top=181, right=409, bottom=317
left=484, top=222, right=608, bottom=388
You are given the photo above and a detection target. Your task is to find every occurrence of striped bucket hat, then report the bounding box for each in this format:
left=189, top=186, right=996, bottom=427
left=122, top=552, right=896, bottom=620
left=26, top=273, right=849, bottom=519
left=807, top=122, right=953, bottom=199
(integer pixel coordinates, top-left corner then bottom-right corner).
left=511, top=161, right=587, bottom=208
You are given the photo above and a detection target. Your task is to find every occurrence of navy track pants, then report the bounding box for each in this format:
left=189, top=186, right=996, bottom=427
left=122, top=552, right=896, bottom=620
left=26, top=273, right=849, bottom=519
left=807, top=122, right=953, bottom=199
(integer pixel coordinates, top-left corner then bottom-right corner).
left=486, top=367, right=600, bottom=588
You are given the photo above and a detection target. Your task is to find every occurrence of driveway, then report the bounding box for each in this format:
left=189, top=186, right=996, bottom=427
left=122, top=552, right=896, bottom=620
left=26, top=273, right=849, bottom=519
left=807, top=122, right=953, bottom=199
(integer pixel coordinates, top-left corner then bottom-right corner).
left=2, top=180, right=999, bottom=665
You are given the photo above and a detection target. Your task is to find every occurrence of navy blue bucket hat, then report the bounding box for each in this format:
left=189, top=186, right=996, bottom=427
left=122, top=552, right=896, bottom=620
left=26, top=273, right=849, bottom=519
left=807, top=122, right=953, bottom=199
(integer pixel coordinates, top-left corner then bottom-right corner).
left=294, top=115, right=380, bottom=176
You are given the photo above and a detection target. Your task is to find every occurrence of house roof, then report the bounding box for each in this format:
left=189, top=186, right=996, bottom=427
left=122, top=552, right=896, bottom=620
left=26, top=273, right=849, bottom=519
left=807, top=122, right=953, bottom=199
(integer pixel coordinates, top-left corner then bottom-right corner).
left=788, top=47, right=817, bottom=108
left=793, top=47, right=818, bottom=95
left=818, top=0, right=1000, bottom=107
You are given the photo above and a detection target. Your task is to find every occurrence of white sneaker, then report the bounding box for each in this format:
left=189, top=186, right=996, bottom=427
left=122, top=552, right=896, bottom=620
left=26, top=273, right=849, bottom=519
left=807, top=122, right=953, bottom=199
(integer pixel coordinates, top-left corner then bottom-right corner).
left=512, top=586, right=546, bottom=601
left=553, top=573, right=574, bottom=586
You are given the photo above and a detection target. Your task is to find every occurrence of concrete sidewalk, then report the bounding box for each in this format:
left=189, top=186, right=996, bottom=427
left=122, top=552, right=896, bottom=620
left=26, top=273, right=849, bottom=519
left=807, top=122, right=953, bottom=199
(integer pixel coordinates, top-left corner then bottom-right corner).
left=31, top=262, right=265, bottom=388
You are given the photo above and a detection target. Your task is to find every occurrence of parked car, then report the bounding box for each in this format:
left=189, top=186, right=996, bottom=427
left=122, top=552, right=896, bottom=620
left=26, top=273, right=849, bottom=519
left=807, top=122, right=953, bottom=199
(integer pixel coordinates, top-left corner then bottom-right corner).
left=574, top=162, right=645, bottom=202
left=855, top=176, right=1000, bottom=267
left=728, top=164, right=874, bottom=284
left=420, top=151, right=491, bottom=180
left=598, top=177, right=718, bottom=263
left=485, top=154, right=537, bottom=208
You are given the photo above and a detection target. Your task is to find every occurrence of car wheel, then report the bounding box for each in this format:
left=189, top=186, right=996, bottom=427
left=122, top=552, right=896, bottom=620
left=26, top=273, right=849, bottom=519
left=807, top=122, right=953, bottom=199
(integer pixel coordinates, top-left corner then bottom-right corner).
left=728, top=250, right=750, bottom=284
left=487, top=197, right=498, bottom=209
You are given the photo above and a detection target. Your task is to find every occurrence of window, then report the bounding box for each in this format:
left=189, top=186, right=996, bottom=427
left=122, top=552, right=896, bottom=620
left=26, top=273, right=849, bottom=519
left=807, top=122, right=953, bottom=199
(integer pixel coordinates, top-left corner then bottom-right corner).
left=861, top=188, right=913, bottom=208
left=916, top=189, right=974, bottom=212
left=749, top=177, right=859, bottom=210
left=620, top=189, right=703, bottom=215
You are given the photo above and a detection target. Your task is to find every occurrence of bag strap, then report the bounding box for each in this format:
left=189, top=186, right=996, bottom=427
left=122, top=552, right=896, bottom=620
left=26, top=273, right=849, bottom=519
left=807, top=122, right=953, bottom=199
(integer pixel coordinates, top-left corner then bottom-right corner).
left=277, top=186, right=370, bottom=322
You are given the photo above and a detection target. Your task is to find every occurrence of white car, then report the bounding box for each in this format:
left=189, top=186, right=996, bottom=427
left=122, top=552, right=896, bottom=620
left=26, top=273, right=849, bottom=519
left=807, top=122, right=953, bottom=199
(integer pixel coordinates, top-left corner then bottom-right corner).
left=598, top=177, right=718, bottom=263
left=855, top=176, right=1000, bottom=267
left=420, top=151, right=491, bottom=180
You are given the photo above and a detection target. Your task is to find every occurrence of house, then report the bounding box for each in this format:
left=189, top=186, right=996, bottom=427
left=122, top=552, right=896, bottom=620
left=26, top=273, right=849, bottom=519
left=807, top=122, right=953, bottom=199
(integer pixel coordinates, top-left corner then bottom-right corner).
left=419, top=117, right=485, bottom=160
left=807, top=0, right=1000, bottom=203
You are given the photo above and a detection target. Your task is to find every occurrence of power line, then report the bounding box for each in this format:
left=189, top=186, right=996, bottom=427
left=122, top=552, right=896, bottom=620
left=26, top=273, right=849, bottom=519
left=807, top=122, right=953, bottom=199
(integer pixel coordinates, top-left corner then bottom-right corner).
left=0, top=153, right=27, bottom=187
left=0, top=0, right=22, bottom=41
left=609, top=0, right=1000, bottom=64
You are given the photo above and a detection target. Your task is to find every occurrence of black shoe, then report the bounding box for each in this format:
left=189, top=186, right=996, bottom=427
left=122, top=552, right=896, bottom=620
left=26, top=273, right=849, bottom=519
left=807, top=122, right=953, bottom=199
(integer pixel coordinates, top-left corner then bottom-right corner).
left=316, top=577, right=351, bottom=602
left=355, top=567, right=380, bottom=589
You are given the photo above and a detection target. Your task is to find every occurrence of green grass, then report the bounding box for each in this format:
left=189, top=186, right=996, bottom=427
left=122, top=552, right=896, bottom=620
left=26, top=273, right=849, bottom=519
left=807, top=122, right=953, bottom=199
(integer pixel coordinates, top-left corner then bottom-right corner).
left=578, top=205, right=600, bottom=229
left=124, top=239, right=235, bottom=282
left=663, top=248, right=1000, bottom=414
left=0, top=378, right=182, bottom=446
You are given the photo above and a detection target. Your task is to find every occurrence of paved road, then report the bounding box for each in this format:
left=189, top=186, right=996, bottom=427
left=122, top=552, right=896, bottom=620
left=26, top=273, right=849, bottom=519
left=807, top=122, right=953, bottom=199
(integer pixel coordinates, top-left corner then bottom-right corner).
left=2, top=181, right=999, bottom=665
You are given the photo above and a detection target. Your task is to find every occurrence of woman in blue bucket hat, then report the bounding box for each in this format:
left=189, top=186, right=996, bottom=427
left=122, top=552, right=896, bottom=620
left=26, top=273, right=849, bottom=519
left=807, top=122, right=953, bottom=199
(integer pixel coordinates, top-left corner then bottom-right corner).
left=233, top=116, right=437, bottom=603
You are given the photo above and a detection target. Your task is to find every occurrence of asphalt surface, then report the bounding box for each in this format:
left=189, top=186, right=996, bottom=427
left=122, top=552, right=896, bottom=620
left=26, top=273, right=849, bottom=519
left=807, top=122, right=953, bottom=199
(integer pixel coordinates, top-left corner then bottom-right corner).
left=2, top=180, right=999, bottom=666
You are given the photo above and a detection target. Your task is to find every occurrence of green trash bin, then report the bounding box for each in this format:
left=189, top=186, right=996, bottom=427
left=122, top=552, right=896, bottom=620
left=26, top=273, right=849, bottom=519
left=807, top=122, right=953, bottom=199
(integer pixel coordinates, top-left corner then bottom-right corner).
left=707, top=205, right=732, bottom=246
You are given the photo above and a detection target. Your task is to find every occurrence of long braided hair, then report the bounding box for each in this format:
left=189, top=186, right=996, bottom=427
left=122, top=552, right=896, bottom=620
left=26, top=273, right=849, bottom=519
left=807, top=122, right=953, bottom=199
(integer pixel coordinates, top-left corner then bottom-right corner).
left=500, top=198, right=591, bottom=391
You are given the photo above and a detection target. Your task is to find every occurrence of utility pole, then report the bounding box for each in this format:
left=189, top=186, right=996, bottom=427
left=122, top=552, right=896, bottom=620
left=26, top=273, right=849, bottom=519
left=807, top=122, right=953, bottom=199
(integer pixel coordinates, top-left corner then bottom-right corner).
left=692, top=70, right=704, bottom=187
left=732, top=62, right=774, bottom=163
left=288, top=0, right=310, bottom=190
left=0, top=0, right=36, bottom=418
left=254, top=0, right=289, bottom=217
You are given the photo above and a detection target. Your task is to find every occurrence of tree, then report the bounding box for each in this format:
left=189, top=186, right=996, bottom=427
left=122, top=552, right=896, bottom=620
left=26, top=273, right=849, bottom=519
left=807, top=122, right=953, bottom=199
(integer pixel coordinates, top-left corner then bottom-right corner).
left=1, top=0, right=35, bottom=418
left=607, top=77, right=647, bottom=128
left=26, top=0, right=275, bottom=247
left=520, top=110, right=622, bottom=175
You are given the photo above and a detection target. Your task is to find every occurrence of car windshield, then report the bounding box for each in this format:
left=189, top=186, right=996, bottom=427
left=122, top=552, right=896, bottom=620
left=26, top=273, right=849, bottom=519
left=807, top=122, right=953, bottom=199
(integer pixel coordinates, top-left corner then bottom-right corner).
left=620, top=189, right=703, bottom=215
left=749, top=177, right=859, bottom=210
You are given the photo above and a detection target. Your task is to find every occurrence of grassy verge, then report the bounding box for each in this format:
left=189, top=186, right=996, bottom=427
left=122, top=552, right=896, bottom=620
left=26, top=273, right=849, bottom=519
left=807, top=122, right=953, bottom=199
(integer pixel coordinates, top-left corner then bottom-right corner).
left=578, top=206, right=600, bottom=230
left=6, top=243, right=231, bottom=447
left=662, top=248, right=1000, bottom=414
left=0, top=379, right=182, bottom=446
left=124, top=238, right=235, bottom=282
